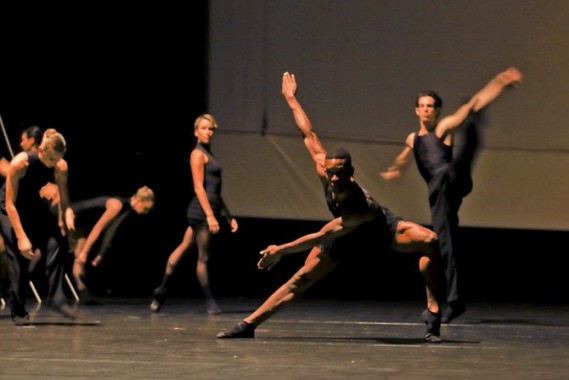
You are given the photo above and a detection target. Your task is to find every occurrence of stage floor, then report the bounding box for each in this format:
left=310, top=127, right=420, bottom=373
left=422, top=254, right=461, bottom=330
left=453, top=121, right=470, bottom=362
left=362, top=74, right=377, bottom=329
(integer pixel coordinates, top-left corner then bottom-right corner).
left=1, top=297, right=568, bottom=379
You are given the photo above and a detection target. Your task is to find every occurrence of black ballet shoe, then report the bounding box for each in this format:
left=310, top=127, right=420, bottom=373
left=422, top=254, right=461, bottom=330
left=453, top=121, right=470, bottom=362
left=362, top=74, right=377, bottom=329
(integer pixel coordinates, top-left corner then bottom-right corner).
left=13, top=314, right=31, bottom=326
left=150, top=286, right=167, bottom=313
left=216, top=321, right=255, bottom=339
left=10, top=301, right=30, bottom=326
left=422, top=309, right=442, bottom=343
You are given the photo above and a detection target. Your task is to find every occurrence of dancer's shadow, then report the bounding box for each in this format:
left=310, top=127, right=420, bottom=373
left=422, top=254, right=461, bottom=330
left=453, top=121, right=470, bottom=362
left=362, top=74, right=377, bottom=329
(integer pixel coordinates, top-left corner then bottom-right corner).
left=271, top=336, right=480, bottom=345
left=18, top=320, right=102, bottom=326
left=470, top=318, right=569, bottom=327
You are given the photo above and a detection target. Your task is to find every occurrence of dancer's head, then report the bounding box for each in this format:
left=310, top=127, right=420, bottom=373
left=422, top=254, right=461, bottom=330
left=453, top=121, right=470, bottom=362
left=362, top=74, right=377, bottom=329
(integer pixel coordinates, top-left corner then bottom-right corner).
left=131, top=186, right=155, bottom=215
left=39, top=128, right=67, bottom=168
left=324, top=148, right=354, bottom=192
left=20, top=125, right=43, bottom=152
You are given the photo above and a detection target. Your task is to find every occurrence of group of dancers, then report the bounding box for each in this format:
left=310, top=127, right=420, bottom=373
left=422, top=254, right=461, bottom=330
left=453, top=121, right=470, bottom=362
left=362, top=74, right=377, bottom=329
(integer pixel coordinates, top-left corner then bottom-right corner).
left=0, top=67, right=522, bottom=343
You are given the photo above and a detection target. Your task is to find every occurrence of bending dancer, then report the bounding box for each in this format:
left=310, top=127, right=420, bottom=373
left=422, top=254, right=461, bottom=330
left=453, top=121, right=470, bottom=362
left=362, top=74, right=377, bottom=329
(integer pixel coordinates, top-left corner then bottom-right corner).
left=0, top=126, right=59, bottom=313
left=0, top=128, right=76, bottom=323
left=20, top=126, right=60, bottom=270
left=150, top=113, right=238, bottom=315
left=217, top=72, right=443, bottom=342
left=380, top=67, right=523, bottom=323
left=67, top=186, right=155, bottom=304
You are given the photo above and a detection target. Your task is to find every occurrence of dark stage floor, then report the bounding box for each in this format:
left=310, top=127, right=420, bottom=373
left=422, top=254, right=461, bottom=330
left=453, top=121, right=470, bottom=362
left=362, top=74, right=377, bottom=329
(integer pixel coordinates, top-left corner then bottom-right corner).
left=1, top=297, right=568, bottom=379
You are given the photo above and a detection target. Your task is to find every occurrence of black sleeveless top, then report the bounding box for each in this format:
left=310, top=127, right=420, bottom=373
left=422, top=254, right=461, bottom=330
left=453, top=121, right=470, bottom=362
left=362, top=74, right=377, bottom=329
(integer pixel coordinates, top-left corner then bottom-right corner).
left=325, top=181, right=378, bottom=218
left=187, top=142, right=223, bottom=224
left=413, top=131, right=452, bottom=183
left=71, top=196, right=130, bottom=229
left=71, top=196, right=130, bottom=214
left=321, top=180, right=400, bottom=261
left=0, top=152, right=59, bottom=241
left=71, top=196, right=132, bottom=256
left=0, top=152, right=53, bottom=217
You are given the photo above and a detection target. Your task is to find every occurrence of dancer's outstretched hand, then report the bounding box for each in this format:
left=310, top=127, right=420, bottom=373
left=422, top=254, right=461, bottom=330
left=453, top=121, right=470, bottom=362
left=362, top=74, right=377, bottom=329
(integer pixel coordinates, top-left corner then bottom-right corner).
left=258, top=245, right=283, bottom=270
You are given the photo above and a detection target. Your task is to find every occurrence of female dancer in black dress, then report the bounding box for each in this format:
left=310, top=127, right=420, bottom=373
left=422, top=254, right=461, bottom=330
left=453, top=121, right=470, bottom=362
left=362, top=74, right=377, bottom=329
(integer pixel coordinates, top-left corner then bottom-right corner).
left=150, top=114, right=238, bottom=314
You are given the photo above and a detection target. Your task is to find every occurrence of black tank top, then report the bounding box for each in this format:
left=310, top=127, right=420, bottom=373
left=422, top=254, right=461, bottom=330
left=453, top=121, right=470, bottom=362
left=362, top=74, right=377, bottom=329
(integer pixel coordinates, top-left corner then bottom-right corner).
left=71, top=196, right=129, bottom=214
left=186, top=142, right=223, bottom=223
left=196, top=142, right=222, bottom=196
left=322, top=180, right=398, bottom=261
left=413, top=131, right=452, bottom=183
left=0, top=152, right=58, bottom=242
left=71, top=196, right=130, bottom=229
left=325, top=181, right=378, bottom=217
left=0, top=152, right=53, bottom=218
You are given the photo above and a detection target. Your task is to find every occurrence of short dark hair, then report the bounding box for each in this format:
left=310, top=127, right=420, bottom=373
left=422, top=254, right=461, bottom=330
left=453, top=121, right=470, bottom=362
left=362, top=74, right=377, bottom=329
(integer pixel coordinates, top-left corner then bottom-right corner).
left=326, top=148, right=352, bottom=168
left=23, top=125, right=43, bottom=146
left=416, top=91, right=443, bottom=109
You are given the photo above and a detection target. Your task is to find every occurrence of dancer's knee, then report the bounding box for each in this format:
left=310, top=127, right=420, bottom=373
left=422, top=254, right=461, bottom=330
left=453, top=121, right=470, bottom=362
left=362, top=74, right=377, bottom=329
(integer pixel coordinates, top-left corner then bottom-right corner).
left=419, top=256, right=432, bottom=273
left=288, top=272, right=312, bottom=296
left=166, top=260, right=178, bottom=273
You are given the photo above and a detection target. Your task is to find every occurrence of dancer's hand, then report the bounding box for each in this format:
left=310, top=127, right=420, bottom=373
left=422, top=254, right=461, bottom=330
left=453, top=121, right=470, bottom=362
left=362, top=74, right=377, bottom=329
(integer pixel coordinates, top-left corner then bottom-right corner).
left=258, top=245, right=283, bottom=270
left=17, top=236, right=34, bottom=260
left=499, top=67, right=523, bottom=87
left=207, top=215, right=220, bottom=234
left=91, top=255, right=103, bottom=267
left=39, top=182, right=60, bottom=207
left=282, top=72, right=297, bottom=99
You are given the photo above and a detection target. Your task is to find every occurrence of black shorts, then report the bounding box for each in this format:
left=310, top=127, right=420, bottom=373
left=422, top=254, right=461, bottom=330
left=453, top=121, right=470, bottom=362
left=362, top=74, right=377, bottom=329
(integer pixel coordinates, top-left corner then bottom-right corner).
left=324, top=207, right=401, bottom=263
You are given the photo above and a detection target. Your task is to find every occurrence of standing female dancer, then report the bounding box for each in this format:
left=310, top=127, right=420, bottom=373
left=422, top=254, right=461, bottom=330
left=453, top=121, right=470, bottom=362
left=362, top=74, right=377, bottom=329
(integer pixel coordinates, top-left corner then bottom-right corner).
left=150, top=114, right=238, bottom=314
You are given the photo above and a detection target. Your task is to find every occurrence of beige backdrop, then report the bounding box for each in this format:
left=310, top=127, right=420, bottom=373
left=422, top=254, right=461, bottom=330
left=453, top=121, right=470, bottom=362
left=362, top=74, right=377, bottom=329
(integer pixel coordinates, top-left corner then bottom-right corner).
left=209, top=0, right=569, bottom=230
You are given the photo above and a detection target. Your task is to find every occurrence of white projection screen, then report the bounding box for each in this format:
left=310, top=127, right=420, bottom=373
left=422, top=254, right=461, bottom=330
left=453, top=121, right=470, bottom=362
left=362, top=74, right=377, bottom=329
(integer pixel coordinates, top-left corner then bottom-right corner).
left=208, top=0, right=569, bottom=231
